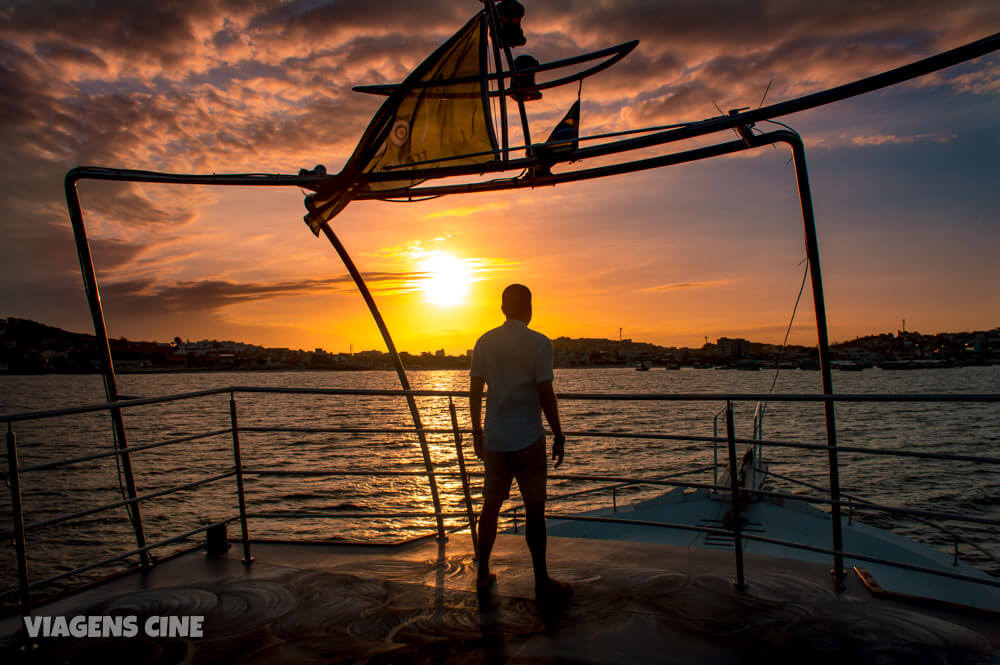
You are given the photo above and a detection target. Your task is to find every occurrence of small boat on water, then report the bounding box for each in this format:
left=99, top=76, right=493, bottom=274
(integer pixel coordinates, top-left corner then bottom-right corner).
left=878, top=359, right=954, bottom=370
left=635, top=360, right=650, bottom=371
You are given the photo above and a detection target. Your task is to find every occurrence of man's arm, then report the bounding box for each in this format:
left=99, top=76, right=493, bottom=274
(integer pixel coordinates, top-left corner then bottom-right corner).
left=470, top=375, right=486, bottom=460
left=537, top=380, right=565, bottom=468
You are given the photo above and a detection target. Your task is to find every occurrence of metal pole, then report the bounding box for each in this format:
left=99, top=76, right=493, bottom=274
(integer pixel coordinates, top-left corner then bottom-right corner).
left=786, top=135, right=845, bottom=589
left=483, top=0, right=533, bottom=155
left=64, top=174, right=151, bottom=568
left=448, top=398, right=479, bottom=558
left=6, top=423, right=31, bottom=615
left=229, top=393, right=253, bottom=564
left=726, top=402, right=747, bottom=591
left=319, top=222, right=446, bottom=540
left=484, top=5, right=509, bottom=160
left=713, top=411, right=720, bottom=488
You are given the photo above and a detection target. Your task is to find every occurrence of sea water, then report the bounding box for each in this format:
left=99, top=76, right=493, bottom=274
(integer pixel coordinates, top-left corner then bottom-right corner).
left=1, top=366, right=998, bottom=603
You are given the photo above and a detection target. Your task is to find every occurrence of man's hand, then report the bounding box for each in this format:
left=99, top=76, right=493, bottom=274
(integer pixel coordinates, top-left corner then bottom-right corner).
left=473, top=429, right=485, bottom=460
left=470, top=375, right=485, bottom=460
left=552, top=434, right=565, bottom=469
left=538, top=381, right=565, bottom=469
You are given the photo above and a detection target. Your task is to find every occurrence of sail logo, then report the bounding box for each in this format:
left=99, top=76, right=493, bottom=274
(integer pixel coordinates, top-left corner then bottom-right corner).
left=23, top=615, right=205, bottom=638
left=390, top=120, right=410, bottom=146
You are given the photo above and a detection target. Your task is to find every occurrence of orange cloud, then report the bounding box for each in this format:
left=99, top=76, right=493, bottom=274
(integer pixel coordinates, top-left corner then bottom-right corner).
left=424, top=202, right=510, bottom=219
left=638, top=279, right=732, bottom=293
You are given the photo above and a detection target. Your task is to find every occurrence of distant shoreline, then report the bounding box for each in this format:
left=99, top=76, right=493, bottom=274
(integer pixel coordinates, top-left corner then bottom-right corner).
left=5, top=316, right=998, bottom=375
left=3, top=363, right=997, bottom=377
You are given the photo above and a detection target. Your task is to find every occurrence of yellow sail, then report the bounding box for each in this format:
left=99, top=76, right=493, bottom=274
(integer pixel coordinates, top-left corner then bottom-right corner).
left=305, top=13, right=498, bottom=233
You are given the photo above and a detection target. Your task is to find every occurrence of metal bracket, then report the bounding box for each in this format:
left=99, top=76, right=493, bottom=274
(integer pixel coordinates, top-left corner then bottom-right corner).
left=729, top=108, right=755, bottom=146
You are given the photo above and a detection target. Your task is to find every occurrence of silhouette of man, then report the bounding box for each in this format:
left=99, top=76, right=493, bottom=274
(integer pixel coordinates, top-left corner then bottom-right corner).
left=470, top=284, right=570, bottom=601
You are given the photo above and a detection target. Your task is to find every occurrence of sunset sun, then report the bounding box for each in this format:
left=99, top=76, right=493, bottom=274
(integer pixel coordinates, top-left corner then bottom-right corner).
left=420, top=251, right=472, bottom=306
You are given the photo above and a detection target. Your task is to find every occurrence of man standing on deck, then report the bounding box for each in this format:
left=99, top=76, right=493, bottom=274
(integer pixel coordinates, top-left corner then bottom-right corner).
left=469, top=283, right=571, bottom=602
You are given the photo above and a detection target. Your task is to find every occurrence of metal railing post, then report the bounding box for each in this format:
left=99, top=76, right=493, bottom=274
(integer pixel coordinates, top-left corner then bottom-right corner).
left=752, top=402, right=764, bottom=491
left=785, top=134, right=845, bottom=589
left=6, top=423, right=31, bottom=615
left=713, top=409, right=721, bottom=488
left=448, top=398, right=479, bottom=559
left=229, top=393, right=253, bottom=564
left=725, top=402, right=747, bottom=590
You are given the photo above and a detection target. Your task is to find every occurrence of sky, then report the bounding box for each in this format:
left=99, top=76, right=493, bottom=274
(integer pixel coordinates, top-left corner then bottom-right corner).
left=0, top=1, right=997, bottom=355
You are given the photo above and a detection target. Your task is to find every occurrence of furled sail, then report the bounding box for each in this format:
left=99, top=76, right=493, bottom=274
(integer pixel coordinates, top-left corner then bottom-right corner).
left=304, top=13, right=498, bottom=234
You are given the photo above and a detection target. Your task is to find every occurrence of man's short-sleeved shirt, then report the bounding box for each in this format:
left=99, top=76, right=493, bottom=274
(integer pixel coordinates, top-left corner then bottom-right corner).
left=470, top=319, right=554, bottom=452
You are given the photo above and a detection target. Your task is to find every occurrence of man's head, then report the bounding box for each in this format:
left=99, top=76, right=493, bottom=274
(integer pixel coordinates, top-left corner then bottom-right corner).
left=501, top=283, right=532, bottom=323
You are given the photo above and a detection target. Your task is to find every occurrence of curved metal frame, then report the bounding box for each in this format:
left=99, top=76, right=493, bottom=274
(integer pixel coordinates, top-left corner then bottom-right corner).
left=63, top=127, right=841, bottom=580
left=319, top=222, right=446, bottom=539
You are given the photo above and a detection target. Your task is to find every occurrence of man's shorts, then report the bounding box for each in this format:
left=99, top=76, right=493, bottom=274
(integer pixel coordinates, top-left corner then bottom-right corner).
left=483, top=436, right=547, bottom=506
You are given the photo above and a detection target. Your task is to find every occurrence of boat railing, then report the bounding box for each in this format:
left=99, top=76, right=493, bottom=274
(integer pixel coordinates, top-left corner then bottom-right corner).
left=712, top=401, right=765, bottom=491
left=3, top=386, right=999, bottom=617
left=751, top=401, right=764, bottom=490
left=711, top=405, right=726, bottom=488
left=742, top=402, right=995, bottom=568
left=754, top=464, right=998, bottom=567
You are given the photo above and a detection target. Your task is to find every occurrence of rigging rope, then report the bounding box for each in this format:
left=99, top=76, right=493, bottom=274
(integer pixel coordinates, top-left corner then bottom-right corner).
left=762, top=257, right=810, bottom=418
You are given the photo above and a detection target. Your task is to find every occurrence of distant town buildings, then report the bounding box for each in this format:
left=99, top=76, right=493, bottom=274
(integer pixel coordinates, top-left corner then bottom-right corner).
left=1, top=316, right=998, bottom=374
left=716, top=337, right=750, bottom=359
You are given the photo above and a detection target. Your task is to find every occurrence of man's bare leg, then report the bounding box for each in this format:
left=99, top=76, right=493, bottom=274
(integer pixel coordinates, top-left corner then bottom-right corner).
left=525, top=500, right=571, bottom=599
left=524, top=500, right=548, bottom=583
left=477, top=496, right=503, bottom=589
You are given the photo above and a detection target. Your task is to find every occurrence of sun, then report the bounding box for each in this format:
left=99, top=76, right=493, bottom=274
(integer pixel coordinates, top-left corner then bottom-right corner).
left=420, top=251, right=471, bottom=305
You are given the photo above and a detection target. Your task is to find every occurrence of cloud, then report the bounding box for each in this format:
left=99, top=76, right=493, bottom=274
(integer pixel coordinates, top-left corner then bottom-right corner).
left=715, top=323, right=815, bottom=337
left=946, top=63, right=1000, bottom=94
left=850, top=132, right=959, bottom=146
left=638, top=279, right=732, bottom=293
left=101, top=272, right=431, bottom=314
left=424, top=202, right=510, bottom=219
left=1, top=0, right=996, bottom=345
left=32, top=41, right=108, bottom=70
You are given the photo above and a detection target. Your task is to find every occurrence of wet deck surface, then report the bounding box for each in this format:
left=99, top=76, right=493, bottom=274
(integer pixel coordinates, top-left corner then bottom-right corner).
left=2, top=534, right=998, bottom=664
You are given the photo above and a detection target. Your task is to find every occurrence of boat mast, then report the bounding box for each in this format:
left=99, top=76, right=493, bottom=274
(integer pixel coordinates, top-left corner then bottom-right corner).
left=482, top=0, right=533, bottom=156
left=483, top=3, right=509, bottom=160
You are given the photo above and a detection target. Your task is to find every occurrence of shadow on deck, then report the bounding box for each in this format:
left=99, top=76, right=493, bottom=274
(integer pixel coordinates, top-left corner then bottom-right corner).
left=1, top=534, right=997, bottom=664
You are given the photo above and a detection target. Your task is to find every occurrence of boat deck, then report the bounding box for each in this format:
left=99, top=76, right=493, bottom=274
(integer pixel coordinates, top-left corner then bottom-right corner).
left=2, top=534, right=998, bottom=664
left=546, top=488, right=1000, bottom=612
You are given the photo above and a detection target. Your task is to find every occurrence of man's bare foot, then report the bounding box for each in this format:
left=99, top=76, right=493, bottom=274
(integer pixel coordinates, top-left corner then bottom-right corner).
left=535, top=578, right=572, bottom=602
left=476, top=573, right=497, bottom=592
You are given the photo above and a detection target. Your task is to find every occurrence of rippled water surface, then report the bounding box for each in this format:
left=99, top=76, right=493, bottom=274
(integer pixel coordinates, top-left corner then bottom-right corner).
left=1, top=367, right=998, bottom=602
